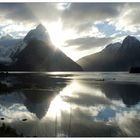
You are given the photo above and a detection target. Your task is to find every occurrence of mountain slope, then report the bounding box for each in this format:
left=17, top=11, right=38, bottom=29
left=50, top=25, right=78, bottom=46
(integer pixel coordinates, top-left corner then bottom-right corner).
left=24, top=24, right=51, bottom=45
left=12, top=40, right=82, bottom=71
left=0, top=24, right=82, bottom=71
left=0, top=35, right=22, bottom=64
left=77, top=36, right=140, bottom=71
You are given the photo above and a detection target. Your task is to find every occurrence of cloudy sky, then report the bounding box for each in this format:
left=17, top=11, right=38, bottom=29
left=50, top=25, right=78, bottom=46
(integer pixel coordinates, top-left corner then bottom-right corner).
left=0, top=3, right=140, bottom=61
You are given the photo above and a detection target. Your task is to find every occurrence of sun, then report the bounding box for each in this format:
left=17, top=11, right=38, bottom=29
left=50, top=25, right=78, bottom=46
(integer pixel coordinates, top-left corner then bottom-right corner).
left=45, top=20, right=75, bottom=49
left=43, top=20, right=82, bottom=61
left=46, top=20, right=64, bottom=49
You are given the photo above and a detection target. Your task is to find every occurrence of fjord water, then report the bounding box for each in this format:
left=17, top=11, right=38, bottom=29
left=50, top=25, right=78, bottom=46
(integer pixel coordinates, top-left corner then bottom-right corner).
left=0, top=72, right=140, bottom=137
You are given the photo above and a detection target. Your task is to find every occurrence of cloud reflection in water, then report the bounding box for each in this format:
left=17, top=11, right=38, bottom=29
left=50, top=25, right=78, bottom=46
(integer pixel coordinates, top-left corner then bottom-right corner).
left=0, top=73, right=140, bottom=136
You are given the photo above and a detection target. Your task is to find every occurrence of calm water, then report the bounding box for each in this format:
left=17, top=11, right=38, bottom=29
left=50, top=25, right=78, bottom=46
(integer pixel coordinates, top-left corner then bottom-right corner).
left=0, top=72, right=140, bottom=137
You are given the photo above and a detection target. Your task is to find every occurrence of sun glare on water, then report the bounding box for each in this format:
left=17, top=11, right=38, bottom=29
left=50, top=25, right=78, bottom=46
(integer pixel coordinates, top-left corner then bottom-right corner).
left=46, top=80, right=80, bottom=118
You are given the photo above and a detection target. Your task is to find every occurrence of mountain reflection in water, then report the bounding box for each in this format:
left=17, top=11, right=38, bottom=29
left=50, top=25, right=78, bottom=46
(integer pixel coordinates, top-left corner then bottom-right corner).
left=0, top=72, right=140, bottom=137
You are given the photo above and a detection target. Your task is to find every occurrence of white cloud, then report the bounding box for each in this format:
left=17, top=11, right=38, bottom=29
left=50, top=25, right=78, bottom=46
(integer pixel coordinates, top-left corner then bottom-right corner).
left=65, top=36, right=114, bottom=51
left=109, top=3, right=140, bottom=33
left=110, top=110, right=140, bottom=136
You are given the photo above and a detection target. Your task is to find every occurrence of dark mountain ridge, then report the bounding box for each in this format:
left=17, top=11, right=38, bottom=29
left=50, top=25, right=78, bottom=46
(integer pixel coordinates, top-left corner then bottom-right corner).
left=12, top=40, right=82, bottom=71
left=77, top=35, right=140, bottom=71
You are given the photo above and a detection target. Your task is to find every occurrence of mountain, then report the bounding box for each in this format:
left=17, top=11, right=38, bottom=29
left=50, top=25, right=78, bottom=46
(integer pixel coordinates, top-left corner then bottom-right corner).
left=0, top=34, right=22, bottom=64
left=120, top=35, right=140, bottom=51
left=24, top=24, right=51, bottom=45
left=12, top=40, right=82, bottom=71
left=0, top=34, right=13, bottom=40
left=102, top=42, right=121, bottom=53
left=0, top=25, right=51, bottom=65
left=0, top=24, right=82, bottom=71
left=77, top=36, right=140, bottom=71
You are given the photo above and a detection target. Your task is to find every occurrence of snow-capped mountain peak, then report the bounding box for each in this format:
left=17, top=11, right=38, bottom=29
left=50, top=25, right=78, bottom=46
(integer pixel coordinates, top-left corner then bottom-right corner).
left=0, top=34, right=13, bottom=40
left=0, top=24, right=53, bottom=64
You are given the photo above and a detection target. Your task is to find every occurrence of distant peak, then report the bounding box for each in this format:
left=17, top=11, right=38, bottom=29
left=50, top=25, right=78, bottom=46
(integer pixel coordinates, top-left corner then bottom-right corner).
left=107, top=42, right=121, bottom=47
left=124, top=35, right=138, bottom=42
left=103, top=42, right=121, bottom=52
left=36, top=24, right=46, bottom=32
left=126, top=35, right=132, bottom=38
left=0, top=34, right=13, bottom=40
left=122, top=35, right=140, bottom=46
left=120, top=35, right=140, bottom=51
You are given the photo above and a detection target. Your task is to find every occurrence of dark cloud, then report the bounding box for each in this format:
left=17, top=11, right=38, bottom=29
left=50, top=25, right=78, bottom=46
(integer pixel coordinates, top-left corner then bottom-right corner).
left=121, top=3, right=140, bottom=25
left=6, top=4, right=37, bottom=22
left=0, top=3, right=125, bottom=25
left=0, top=3, right=37, bottom=22
left=75, top=22, right=94, bottom=33
left=65, top=36, right=114, bottom=51
left=60, top=3, right=140, bottom=34
left=107, top=3, right=140, bottom=32
left=26, top=3, right=62, bottom=22
left=61, top=3, right=124, bottom=28
left=0, top=3, right=61, bottom=23
left=0, top=3, right=139, bottom=25
left=0, top=3, right=139, bottom=33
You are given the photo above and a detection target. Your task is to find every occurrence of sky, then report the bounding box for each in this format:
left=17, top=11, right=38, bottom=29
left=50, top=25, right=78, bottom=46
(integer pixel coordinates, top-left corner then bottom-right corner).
left=0, top=3, right=140, bottom=61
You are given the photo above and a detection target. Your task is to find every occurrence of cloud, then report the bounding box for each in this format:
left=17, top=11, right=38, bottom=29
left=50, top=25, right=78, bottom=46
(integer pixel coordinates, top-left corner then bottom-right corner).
left=6, top=4, right=38, bottom=22
left=0, top=3, right=63, bottom=38
left=0, top=3, right=61, bottom=23
left=65, top=36, right=114, bottom=51
left=62, top=3, right=123, bottom=25
left=109, top=3, right=140, bottom=33
left=26, top=3, right=62, bottom=22
left=76, top=22, right=96, bottom=34
left=0, top=3, right=124, bottom=37
left=60, top=3, right=125, bottom=34
left=0, top=3, right=36, bottom=22
left=110, top=110, right=140, bottom=136
left=62, top=92, right=112, bottom=108
left=61, top=3, right=140, bottom=36
left=0, top=3, right=140, bottom=34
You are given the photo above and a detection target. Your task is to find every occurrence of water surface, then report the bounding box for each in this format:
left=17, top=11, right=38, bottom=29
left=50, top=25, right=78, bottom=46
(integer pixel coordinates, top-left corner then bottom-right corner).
left=0, top=72, right=140, bottom=137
